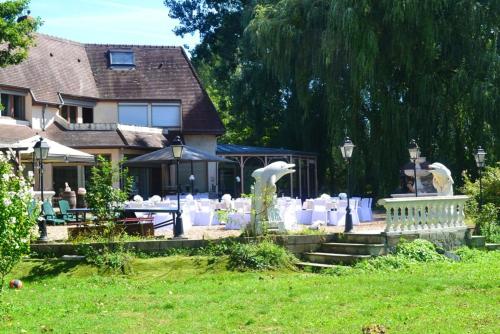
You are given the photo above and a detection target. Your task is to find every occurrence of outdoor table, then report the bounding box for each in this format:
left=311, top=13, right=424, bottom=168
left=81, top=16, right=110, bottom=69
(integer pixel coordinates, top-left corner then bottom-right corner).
left=67, top=208, right=92, bottom=223
left=122, top=208, right=180, bottom=229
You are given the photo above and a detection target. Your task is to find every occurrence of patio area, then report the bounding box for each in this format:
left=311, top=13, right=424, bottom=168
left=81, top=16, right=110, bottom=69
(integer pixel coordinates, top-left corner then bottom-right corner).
left=43, top=214, right=387, bottom=242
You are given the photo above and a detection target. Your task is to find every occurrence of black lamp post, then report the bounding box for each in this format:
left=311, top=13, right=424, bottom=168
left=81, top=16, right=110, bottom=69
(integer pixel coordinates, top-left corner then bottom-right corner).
left=340, top=137, right=355, bottom=233
left=408, top=139, right=420, bottom=197
left=474, top=146, right=487, bottom=210
left=33, top=137, right=49, bottom=242
left=171, top=136, right=185, bottom=238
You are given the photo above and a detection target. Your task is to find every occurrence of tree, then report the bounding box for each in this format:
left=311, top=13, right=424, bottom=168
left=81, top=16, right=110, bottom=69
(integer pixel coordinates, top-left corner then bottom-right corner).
left=86, top=156, right=132, bottom=224
left=0, top=152, right=39, bottom=291
left=166, top=0, right=499, bottom=197
left=246, top=0, right=499, bottom=196
left=0, top=0, right=39, bottom=68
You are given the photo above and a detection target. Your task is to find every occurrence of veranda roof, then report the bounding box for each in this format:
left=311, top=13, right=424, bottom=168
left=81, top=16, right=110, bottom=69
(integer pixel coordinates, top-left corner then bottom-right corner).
left=15, top=135, right=95, bottom=163
left=125, top=145, right=232, bottom=166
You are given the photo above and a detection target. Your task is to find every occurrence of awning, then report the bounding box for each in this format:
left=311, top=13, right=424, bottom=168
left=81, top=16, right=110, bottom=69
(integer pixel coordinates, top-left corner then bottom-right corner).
left=14, top=135, right=95, bottom=164
left=125, top=145, right=233, bottom=166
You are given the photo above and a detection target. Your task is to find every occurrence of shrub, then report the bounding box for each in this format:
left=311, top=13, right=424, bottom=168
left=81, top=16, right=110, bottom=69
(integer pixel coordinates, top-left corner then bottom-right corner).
left=394, top=239, right=445, bottom=262
left=226, top=241, right=297, bottom=271
left=86, top=156, right=132, bottom=226
left=462, top=164, right=500, bottom=241
left=80, top=244, right=133, bottom=274
left=475, top=203, right=500, bottom=243
left=0, top=153, right=39, bottom=291
left=354, top=239, right=446, bottom=272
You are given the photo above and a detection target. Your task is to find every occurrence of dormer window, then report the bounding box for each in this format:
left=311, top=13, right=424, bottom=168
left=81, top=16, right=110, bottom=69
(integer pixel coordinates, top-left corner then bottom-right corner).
left=108, top=50, right=135, bottom=68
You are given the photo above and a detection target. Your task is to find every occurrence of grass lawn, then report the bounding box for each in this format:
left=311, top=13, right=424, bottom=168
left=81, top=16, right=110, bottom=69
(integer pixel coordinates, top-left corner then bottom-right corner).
left=1, top=252, right=499, bottom=334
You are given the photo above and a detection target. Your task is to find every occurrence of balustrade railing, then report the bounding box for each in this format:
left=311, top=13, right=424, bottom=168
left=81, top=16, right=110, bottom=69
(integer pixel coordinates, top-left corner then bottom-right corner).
left=378, top=195, right=469, bottom=233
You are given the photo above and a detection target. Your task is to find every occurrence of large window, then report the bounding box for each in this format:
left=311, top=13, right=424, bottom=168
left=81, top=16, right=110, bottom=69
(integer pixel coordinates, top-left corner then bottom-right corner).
left=118, top=103, right=148, bottom=126
left=152, top=104, right=180, bottom=127
left=118, top=103, right=181, bottom=128
left=109, top=50, right=135, bottom=68
left=1, top=93, right=25, bottom=120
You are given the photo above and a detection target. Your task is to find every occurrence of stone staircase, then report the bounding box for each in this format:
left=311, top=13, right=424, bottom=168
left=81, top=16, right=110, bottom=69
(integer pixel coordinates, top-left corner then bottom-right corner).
left=297, top=233, right=386, bottom=269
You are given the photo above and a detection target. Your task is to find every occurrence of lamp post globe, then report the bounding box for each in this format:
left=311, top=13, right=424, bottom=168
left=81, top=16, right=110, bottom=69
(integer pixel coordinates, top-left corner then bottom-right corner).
left=189, top=174, right=195, bottom=194
left=235, top=176, right=241, bottom=198
left=408, top=139, right=420, bottom=197
left=340, top=137, right=355, bottom=233
left=171, top=136, right=185, bottom=238
left=33, top=137, right=49, bottom=242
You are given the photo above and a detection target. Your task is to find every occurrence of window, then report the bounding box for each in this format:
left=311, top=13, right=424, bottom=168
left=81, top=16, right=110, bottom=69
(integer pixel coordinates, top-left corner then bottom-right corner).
left=109, top=50, right=135, bottom=68
left=151, top=104, right=180, bottom=127
left=82, top=107, right=93, bottom=123
left=118, top=104, right=148, bottom=126
left=1, top=93, right=25, bottom=120
left=61, top=105, right=77, bottom=123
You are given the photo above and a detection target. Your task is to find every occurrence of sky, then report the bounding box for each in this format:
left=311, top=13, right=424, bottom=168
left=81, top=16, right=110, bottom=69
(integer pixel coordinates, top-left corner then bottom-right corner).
left=29, top=0, right=200, bottom=51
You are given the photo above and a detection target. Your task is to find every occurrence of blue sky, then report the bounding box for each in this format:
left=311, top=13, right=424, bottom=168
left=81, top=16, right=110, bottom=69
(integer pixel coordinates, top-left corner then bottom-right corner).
left=29, top=0, right=200, bottom=50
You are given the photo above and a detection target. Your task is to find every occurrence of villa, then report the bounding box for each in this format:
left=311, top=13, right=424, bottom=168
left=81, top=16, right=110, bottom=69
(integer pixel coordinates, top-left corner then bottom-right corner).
left=0, top=33, right=224, bottom=197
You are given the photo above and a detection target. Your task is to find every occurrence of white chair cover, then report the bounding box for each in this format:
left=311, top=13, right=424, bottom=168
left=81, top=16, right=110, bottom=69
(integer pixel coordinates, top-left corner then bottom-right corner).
left=358, top=197, right=373, bottom=222
left=225, top=212, right=250, bottom=230
left=311, top=205, right=328, bottom=225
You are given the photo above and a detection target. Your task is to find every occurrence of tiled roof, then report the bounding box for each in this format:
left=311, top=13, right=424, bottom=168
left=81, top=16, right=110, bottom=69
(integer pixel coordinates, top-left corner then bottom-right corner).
left=0, top=123, right=37, bottom=144
left=0, top=34, right=225, bottom=135
left=0, top=34, right=98, bottom=103
left=44, top=122, right=167, bottom=149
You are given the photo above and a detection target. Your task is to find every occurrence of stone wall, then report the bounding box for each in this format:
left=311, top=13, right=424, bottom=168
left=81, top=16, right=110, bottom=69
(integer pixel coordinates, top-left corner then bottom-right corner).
left=30, top=234, right=338, bottom=258
left=384, top=227, right=469, bottom=250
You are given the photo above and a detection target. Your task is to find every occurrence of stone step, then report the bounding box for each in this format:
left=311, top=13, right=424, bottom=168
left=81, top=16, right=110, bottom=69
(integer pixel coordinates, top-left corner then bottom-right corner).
left=305, top=252, right=371, bottom=265
left=334, top=233, right=386, bottom=244
left=321, top=242, right=386, bottom=255
left=486, top=243, right=500, bottom=251
left=296, top=262, right=339, bottom=269
left=467, top=235, right=486, bottom=248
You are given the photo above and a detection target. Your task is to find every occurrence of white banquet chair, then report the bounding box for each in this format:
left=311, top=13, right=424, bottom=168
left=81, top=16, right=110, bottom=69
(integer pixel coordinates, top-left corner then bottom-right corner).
left=358, top=198, right=373, bottom=222
left=311, top=205, right=328, bottom=225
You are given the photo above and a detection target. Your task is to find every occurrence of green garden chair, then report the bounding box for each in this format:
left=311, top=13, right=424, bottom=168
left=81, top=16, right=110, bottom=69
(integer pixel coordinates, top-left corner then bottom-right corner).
left=58, top=200, right=77, bottom=222
left=42, top=201, right=66, bottom=225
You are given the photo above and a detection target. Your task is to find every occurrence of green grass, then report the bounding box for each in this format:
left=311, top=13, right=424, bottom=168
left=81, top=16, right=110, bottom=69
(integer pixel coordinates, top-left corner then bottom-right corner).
left=1, top=252, right=499, bottom=334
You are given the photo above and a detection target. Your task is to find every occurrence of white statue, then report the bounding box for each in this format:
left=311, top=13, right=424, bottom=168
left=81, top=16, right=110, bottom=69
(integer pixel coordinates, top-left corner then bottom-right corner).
left=249, top=161, right=295, bottom=235
left=428, top=163, right=454, bottom=196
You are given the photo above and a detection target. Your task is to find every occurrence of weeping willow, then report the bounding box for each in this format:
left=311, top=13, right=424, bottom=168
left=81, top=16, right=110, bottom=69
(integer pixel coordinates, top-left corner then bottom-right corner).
left=246, top=0, right=499, bottom=196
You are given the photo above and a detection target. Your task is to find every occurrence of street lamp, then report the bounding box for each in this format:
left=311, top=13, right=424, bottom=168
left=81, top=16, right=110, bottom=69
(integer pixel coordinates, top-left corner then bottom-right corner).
left=171, top=136, right=184, bottom=238
left=474, top=146, right=487, bottom=211
left=340, top=137, right=355, bottom=233
left=33, top=137, right=49, bottom=242
left=408, top=139, right=420, bottom=197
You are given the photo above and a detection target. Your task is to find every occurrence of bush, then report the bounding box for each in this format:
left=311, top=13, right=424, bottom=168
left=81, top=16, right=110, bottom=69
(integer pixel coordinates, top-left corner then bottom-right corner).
left=86, top=156, right=132, bottom=227
left=462, top=164, right=500, bottom=242
left=394, top=239, right=445, bottom=262
left=354, top=239, right=447, bottom=272
left=0, top=153, right=39, bottom=291
left=227, top=240, right=297, bottom=271
left=476, top=203, right=500, bottom=243
left=80, top=244, right=133, bottom=274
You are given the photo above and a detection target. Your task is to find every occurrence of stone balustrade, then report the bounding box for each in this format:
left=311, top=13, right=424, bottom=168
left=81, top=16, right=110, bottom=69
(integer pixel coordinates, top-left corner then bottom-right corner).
left=378, top=195, right=469, bottom=233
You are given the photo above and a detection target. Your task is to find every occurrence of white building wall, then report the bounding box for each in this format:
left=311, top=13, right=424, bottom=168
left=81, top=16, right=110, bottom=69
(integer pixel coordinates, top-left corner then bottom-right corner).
left=184, top=135, right=218, bottom=194
left=31, top=105, right=58, bottom=130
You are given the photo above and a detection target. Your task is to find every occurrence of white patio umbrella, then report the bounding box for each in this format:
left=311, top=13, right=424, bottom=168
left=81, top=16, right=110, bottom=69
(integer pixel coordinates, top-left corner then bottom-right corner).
left=14, top=135, right=95, bottom=163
